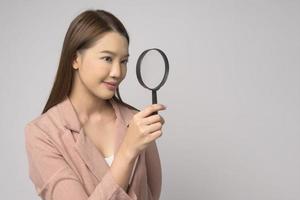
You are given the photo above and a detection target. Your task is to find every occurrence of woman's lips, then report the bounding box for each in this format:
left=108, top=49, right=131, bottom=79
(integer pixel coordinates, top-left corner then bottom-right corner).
left=103, top=82, right=117, bottom=90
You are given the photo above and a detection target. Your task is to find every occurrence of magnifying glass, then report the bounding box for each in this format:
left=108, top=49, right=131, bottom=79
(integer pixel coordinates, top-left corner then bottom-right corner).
left=136, top=48, right=169, bottom=115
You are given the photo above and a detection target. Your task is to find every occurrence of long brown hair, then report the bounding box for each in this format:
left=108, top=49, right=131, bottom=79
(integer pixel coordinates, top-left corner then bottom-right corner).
left=42, top=9, right=139, bottom=114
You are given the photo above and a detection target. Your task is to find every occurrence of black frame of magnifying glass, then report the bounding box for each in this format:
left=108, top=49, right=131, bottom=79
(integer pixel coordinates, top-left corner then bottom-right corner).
left=136, top=48, right=169, bottom=94
left=136, top=48, right=169, bottom=116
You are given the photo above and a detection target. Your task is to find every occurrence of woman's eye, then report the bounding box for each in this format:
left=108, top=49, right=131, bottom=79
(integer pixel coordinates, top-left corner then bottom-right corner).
left=103, top=57, right=112, bottom=62
left=122, top=60, right=128, bottom=65
left=102, top=57, right=128, bottom=65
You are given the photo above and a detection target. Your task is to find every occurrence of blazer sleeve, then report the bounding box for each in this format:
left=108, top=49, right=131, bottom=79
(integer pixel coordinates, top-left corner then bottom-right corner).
left=24, top=122, right=134, bottom=200
left=145, top=141, right=162, bottom=200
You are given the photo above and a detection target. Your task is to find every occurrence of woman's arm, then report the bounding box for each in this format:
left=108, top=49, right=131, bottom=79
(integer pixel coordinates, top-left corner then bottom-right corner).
left=145, top=140, right=162, bottom=200
left=24, top=122, right=135, bottom=200
left=110, top=143, right=138, bottom=191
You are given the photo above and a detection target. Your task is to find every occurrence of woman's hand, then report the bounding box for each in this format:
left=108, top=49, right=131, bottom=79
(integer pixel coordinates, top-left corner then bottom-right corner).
left=120, top=104, right=166, bottom=160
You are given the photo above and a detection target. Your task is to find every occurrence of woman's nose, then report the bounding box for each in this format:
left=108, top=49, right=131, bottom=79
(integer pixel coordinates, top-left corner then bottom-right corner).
left=110, top=62, right=122, bottom=78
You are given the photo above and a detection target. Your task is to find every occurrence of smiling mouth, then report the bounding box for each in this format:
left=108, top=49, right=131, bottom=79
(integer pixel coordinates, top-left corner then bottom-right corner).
left=103, top=82, right=117, bottom=90
left=103, top=82, right=117, bottom=86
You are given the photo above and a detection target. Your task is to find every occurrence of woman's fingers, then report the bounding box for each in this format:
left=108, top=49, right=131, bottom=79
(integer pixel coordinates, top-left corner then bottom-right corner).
left=147, top=130, right=163, bottom=142
left=143, top=114, right=165, bottom=125
left=123, top=104, right=166, bottom=156
left=145, top=122, right=163, bottom=133
left=138, top=104, right=166, bottom=118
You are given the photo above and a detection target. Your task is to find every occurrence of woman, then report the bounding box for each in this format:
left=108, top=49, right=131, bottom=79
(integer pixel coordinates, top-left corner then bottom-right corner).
left=24, top=9, right=166, bottom=200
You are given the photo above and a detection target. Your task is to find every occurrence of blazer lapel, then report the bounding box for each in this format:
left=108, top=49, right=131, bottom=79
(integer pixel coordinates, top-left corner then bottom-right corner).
left=57, top=96, right=134, bottom=182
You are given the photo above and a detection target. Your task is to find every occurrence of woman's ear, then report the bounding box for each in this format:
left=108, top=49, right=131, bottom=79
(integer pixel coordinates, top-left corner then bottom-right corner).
left=72, top=51, right=81, bottom=70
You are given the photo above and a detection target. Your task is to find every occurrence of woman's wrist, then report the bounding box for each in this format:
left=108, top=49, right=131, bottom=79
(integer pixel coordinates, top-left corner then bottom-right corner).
left=118, top=144, right=138, bottom=163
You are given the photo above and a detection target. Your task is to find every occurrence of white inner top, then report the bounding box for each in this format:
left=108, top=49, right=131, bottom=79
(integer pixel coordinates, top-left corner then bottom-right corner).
left=104, top=154, right=138, bottom=185
left=104, top=154, right=114, bottom=166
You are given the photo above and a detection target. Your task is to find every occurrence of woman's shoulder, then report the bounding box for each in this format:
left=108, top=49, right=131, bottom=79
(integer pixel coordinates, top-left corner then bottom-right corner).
left=24, top=104, right=65, bottom=142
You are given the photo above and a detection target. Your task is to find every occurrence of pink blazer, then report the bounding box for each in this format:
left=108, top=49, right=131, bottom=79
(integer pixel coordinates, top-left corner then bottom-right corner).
left=24, top=96, right=162, bottom=200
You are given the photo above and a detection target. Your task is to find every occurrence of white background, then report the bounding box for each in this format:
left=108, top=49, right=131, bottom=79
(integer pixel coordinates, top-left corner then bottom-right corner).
left=0, top=0, right=299, bottom=199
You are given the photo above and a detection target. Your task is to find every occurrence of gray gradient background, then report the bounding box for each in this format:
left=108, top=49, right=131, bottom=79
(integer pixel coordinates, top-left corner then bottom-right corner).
left=1, top=0, right=299, bottom=199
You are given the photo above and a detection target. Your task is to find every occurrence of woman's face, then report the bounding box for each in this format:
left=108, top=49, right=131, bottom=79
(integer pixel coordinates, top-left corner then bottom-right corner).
left=72, top=31, right=129, bottom=100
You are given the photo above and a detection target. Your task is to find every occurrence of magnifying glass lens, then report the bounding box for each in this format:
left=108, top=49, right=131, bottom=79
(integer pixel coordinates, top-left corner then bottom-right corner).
left=139, top=50, right=166, bottom=89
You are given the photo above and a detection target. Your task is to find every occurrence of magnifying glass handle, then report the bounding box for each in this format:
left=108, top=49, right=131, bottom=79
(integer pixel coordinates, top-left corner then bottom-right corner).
left=152, top=90, right=157, bottom=104
left=152, top=90, right=158, bottom=115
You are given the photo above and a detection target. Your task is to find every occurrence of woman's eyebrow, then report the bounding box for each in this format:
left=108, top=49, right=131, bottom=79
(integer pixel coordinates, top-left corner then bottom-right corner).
left=99, top=50, right=129, bottom=58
